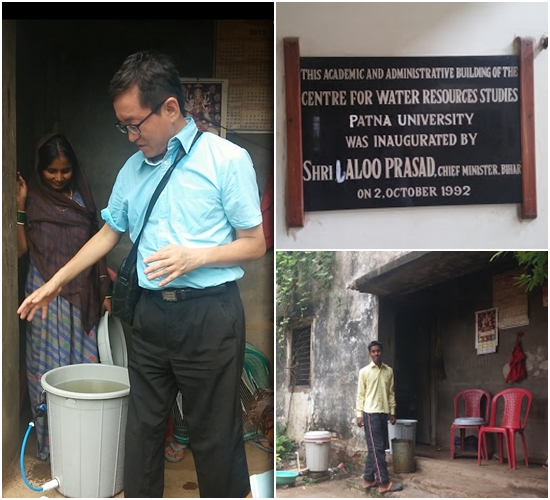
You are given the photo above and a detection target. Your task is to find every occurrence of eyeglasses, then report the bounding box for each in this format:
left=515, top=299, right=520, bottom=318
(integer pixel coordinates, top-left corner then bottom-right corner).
left=115, top=98, right=168, bottom=135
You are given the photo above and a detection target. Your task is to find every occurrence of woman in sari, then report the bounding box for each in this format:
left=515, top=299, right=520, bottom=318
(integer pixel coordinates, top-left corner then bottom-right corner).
left=17, top=133, right=111, bottom=460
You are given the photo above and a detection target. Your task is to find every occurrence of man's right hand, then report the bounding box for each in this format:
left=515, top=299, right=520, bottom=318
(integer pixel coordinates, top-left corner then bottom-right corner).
left=17, top=279, right=62, bottom=321
left=17, top=223, right=122, bottom=322
left=356, top=416, right=364, bottom=428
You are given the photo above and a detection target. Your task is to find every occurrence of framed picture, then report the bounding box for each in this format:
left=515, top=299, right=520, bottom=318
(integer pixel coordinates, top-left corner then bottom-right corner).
left=475, top=308, right=499, bottom=354
left=180, top=78, right=228, bottom=138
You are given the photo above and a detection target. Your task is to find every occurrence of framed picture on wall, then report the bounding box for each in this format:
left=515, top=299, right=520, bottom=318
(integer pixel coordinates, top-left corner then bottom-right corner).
left=180, top=78, right=228, bottom=138
left=475, top=308, right=499, bottom=355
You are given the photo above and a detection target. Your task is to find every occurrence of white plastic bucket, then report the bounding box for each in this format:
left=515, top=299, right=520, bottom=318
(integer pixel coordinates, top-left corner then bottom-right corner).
left=304, top=430, right=331, bottom=472
left=387, top=419, right=417, bottom=455
left=41, top=363, right=130, bottom=498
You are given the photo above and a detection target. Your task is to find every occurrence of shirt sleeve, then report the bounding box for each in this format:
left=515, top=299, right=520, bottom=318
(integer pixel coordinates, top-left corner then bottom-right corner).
left=101, top=168, right=129, bottom=234
left=220, top=146, right=263, bottom=230
left=355, top=369, right=366, bottom=417
left=388, top=369, right=396, bottom=415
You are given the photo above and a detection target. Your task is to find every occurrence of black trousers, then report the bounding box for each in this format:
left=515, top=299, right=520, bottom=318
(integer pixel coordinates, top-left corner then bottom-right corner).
left=123, top=281, right=250, bottom=498
left=362, top=412, right=390, bottom=484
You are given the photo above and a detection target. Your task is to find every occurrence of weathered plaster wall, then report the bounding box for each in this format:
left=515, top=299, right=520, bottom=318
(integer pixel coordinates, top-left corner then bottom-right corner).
left=277, top=251, right=406, bottom=450
left=278, top=252, right=548, bottom=463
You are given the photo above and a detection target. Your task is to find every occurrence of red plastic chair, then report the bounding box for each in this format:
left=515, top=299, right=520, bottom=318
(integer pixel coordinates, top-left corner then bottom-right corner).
left=478, top=388, right=532, bottom=469
left=450, top=389, right=490, bottom=460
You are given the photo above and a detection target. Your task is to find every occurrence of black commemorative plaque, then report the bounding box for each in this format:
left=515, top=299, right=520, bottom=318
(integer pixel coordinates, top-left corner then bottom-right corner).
left=300, top=56, right=522, bottom=211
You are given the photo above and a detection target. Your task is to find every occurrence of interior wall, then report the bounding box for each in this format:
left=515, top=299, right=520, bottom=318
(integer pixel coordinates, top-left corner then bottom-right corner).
left=391, top=269, right=548, bottom=461
left=2, top=19, right=20, bottom=479
left=14, top=18, right=273, bottom=357
left=276, top=2, right=548, bottom=249
left=435, top=272, right=548, bottom=461
left=9, top=19, right=274, bottom=470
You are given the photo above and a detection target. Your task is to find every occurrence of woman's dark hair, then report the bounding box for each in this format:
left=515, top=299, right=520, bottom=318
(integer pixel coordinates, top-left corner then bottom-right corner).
left=247, top=387, right=274, bottom=436
left=109, top=51, right=185, bottom=114
left=37, top=134, right=79, bottom=173
left=368, top=340, right=383, bottom=352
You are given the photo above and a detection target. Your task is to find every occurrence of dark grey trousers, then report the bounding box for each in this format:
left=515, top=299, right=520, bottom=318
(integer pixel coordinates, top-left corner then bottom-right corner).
left=363, top=412, right=390, bottom=484
left=123, top=281, right=250, bottom=498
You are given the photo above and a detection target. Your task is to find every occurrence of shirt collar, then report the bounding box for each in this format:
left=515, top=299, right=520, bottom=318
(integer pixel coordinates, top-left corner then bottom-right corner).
left=368, top=361, right=386, bottom=370
left=140, top=117, right=198, bottom=168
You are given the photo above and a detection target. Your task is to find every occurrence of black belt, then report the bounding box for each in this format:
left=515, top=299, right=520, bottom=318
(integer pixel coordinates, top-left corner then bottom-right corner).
left=148, top=284, right=227, bottom=302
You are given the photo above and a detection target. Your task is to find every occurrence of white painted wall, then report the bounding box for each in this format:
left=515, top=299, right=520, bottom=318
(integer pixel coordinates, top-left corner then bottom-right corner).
left=276, top=2, right=548, bottom=249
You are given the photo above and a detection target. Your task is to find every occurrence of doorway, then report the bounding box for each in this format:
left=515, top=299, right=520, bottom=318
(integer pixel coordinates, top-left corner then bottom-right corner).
left=381, top=295, right=437, bottom=447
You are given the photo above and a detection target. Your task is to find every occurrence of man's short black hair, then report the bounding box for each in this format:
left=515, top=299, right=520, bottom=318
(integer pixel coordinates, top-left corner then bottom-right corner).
left=109, top=50, right=185, bottom=114
left=368, top=340, right=383, bottom=352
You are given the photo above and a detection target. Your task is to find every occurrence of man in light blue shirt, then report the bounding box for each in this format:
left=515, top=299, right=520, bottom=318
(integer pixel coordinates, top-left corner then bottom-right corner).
left=102, top=115, right=262, bottom=290
left=18, top=51, right=266, bottom=498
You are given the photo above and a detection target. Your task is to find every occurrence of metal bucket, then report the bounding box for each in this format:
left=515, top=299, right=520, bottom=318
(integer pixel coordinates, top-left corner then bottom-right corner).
left=391, top=439, right=415, bottom=473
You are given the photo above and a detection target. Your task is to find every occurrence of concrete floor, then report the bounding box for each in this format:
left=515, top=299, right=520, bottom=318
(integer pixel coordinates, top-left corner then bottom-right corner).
left=3, top=404, right=274, bottom=498
left=276, top=445, right=548, bottom=498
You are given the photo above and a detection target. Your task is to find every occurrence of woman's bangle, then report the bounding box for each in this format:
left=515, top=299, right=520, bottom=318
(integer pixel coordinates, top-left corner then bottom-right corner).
left=104, top=295, right=112, bottom=299
left=17, top=221, right=25, bottom=226
left=17, top=211, right=26, bottom=223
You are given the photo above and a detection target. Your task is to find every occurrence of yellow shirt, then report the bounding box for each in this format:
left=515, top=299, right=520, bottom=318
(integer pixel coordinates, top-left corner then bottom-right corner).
left=355, top=362, right=396, bottom=417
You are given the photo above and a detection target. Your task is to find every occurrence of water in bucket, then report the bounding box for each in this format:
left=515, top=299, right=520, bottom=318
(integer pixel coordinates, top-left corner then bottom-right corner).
left=55, top=379, right=128, bottom=393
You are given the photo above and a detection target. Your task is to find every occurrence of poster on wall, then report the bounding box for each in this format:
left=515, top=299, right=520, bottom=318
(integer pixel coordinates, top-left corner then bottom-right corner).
left=181, top=78, right=228, bottom=138
left=475, top=308, right=499, bottom=355
left=300, top=56, right=522, bottom=211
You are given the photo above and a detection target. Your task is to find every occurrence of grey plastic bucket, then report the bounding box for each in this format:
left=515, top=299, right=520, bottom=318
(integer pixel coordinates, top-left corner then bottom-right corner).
left=304, top=430, right=331, bottom=472
left=391, top=439, right=415, bottom=473
left=41, top=363, right=130, bottom=498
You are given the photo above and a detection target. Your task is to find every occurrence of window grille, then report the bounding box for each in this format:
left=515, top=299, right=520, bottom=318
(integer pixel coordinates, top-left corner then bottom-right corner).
left=291, top=326, right=311, bottom=386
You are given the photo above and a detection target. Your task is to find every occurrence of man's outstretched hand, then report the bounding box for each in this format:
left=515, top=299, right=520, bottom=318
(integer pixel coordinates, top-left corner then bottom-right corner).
left=17, top=280, right=62, bottom=321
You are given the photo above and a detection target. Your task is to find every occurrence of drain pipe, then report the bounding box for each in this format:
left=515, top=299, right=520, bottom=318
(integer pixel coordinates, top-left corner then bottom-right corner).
left=20, top=421, right=60, bottom=492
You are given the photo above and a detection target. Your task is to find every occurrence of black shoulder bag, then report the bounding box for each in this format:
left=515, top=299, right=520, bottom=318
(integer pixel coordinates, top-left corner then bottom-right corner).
left=111, top=132, right=202, bottom=325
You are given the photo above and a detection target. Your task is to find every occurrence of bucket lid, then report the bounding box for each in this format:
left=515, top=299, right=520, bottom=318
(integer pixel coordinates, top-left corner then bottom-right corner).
left=394, top=419, right=418, bottom=425
left=98, top=311, right=128, bottom=367
left=304, top=430, right=332, bottom=442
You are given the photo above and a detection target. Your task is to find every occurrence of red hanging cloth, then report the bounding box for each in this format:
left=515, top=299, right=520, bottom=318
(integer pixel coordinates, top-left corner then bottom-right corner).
left=505, top=332, right=527, bottom=383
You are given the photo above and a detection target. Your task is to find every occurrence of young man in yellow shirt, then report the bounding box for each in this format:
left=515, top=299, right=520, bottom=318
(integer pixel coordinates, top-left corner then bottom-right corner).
left=355, top=340, right=403, bottom=493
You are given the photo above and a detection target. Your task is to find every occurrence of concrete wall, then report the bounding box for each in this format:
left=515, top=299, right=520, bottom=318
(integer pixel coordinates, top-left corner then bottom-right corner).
left=2, top=20, right=20, bottom=479
left=276, top=251, right=405, bottom=449
left=433, top=272, right=548, bottom=461
left=379, top=266, right=547, bottom=461
left=276, top=2, right=548, bottom=249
